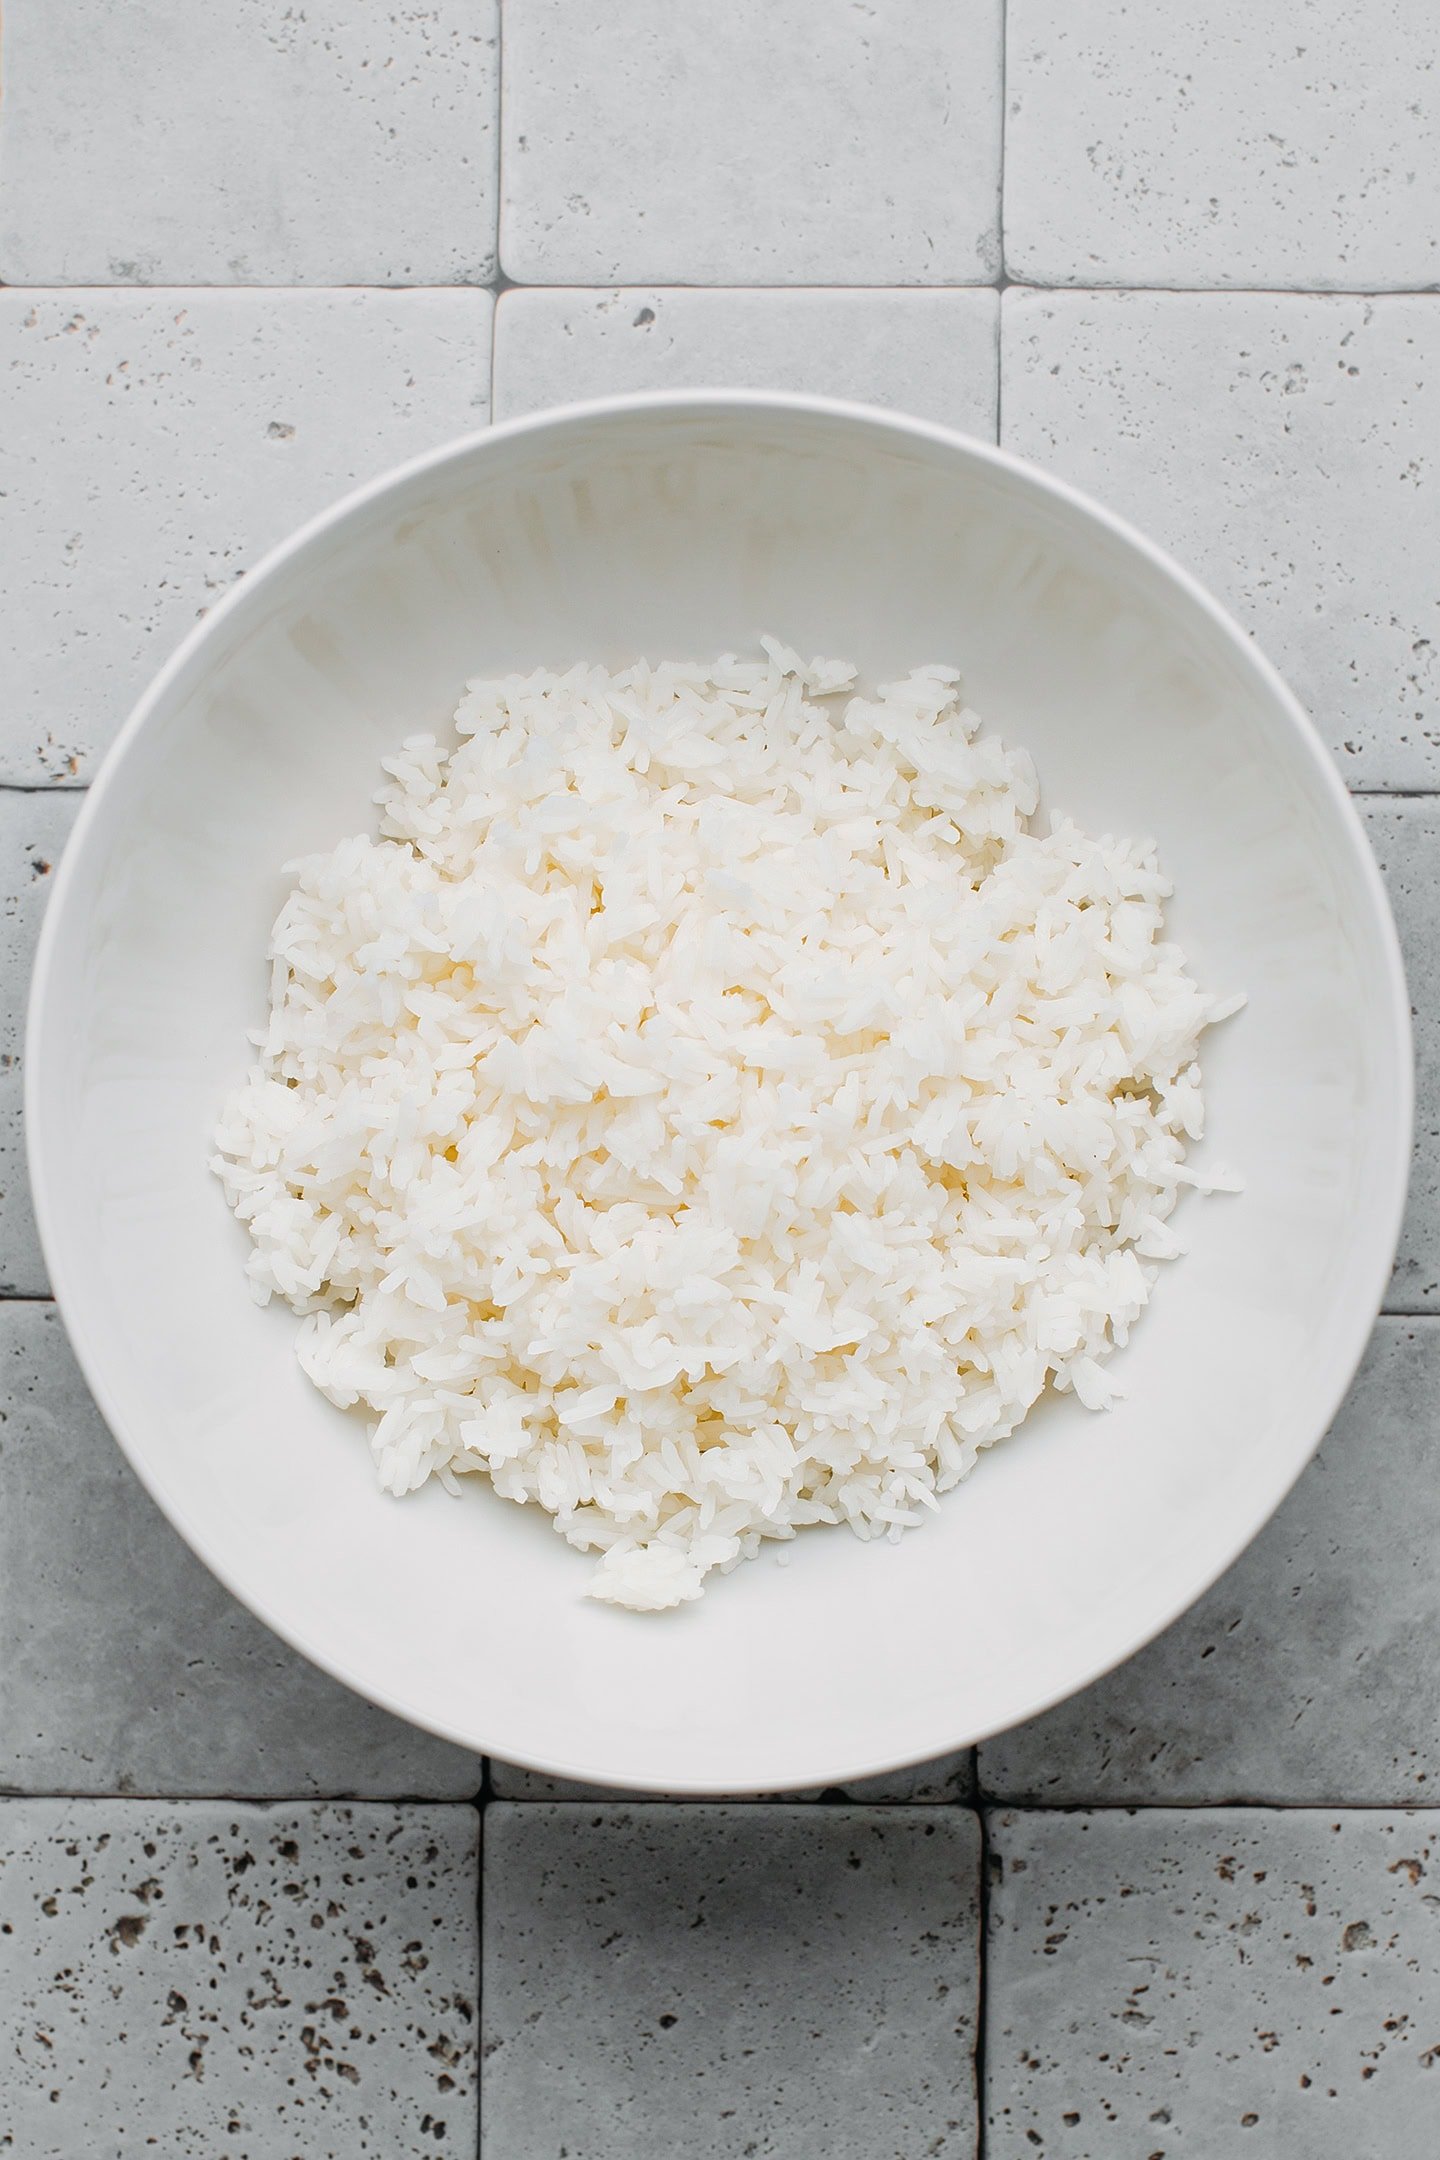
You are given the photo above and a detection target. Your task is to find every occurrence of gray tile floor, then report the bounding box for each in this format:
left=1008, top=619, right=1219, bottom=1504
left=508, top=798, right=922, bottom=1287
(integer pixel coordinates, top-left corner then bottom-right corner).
left=1, top=3, right=1437, bottom=2153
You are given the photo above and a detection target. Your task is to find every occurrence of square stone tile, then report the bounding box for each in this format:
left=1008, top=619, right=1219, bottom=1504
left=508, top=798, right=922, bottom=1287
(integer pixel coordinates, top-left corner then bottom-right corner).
left=0, top=288, right=492, bottom=786
left=1362, top=801, right=1440, bottom=1313
left=0, top=1799, right=478, bottom=2157
left=489, top=1750, right=975, bottom=1803
left=986, top=1808, right=1440, bottom=2158
left=1005, top=0, right=1440, bottom=289
left=493, top=287, right=999, bottom=433
left=0, top=1302, right=480, bottom=1797
left=483, top=1803, right=981, bottom=2158
left=979, top=1319, right=1440, bottom=1805
left=1001, top=290, right=1440, bottom=790
left=0, top=794, right=79, bottom=1297
left=0, top=0, right=498, bottom=284
left=500, top=0, right=1002, bottom=284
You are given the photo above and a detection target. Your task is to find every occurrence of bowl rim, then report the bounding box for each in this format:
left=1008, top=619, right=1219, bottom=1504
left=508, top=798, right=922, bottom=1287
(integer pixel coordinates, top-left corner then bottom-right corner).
left=26, top=388, right=1414, bottom=1791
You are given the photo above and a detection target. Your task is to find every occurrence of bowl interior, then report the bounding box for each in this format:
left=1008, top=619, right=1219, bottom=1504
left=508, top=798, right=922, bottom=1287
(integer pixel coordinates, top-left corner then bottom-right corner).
left=30, top=398, right=1408, bottom=1790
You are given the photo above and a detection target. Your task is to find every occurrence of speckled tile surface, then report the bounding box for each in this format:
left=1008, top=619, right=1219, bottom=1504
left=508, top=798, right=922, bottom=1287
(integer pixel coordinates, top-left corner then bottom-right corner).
left=979, top=1320, right=1440, bottom=1804
left=483, top=1805, right=981, bottom=2159
left=1, top=1, right=1438, bottom=2151
left=1001, top=290, right=1440, bottom=790
left=0, top=288, right=492, bottom=785
left=0, top=0, right=499, bottom=285
left=0, top=1800, right=479, bottom=2157
left=0, top=1304, right=481, bottom=1798
left=1361, top=801, right=1440, bottom=1313
left=492, top=288, right=1000, bottom=433
left=0, top=795, right=77, bottom=1297
left=986, top=1809, right=1440, bottom=2158
left=1005, top=0, right=1440, bottom=290
left=499, top=0, right=1003, bottom=284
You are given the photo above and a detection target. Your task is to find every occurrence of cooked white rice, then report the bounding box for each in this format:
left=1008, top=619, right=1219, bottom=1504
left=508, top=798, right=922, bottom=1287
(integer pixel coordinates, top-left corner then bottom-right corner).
left=215, top=641, right=1240, bottom=1611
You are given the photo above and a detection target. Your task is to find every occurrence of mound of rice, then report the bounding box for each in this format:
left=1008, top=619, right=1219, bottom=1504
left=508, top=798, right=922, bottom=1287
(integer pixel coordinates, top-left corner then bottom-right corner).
left=215, top=640, right=1240, bottom=1611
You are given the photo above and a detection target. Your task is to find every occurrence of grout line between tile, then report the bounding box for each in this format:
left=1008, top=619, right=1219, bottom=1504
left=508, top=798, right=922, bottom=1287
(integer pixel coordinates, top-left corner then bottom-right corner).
left=975, top=1795, right=1440, bottom=1815
left=975, top=1804, right=991, bottom=2160
left=0, top=1790, right=484, bottom=1808
left=495, top=0, right=506, bottom=220
left=989, top=281, right=1440, bottom=301
left=475, top=1797, right=485, bottom=2160
left=0, top=1789, right=1435, bottom=1811
left=0, top=279, right=1439, bottom=298
left=494, top=0, right=511, bottom=289
left=995, top=0, right=1008, bottom=294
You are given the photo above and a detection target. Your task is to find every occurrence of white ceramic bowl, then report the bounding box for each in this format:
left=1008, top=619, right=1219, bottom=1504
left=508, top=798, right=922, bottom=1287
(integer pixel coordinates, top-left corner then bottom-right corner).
left=29, top=394, right=1411, bottom=1792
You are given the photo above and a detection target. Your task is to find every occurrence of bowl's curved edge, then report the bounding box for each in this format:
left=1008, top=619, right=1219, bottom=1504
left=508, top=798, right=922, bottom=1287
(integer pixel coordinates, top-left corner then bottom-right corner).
left=25, top=389, right=1415, bottom=1794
